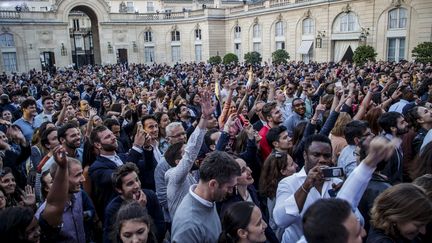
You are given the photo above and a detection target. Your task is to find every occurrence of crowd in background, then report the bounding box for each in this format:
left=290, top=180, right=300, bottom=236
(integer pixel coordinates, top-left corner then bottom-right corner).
left=0, top=60, right=431, bottom=243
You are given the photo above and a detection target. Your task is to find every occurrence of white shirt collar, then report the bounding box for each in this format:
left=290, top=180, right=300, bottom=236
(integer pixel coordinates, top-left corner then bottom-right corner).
left=100, top=153, right=123, bottom=167
left=189, top=184, right=214, bottom=208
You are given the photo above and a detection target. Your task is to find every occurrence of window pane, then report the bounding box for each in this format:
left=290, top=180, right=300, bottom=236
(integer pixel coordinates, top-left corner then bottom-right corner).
left=303, top=19, right=313, bottom=35
left=276, top=22, right=283, bottom=36
left=253, top=42, right=261, bottom=53
left=388, top=10, right=398, bottom=29
left=399, top=37, right=405, bottom=60
left=387, top=38, right=396, bottom=61
left=276, top=41, right=285, bottom=50
left=348, top=13, right=355, bottom=31
left=0, top=33, right=14, bottom=47
left=3, top=52, right=17, bottom=72
left=399, top=8, right=407, bottom=28
left=234, top=43, right=241, bottom=58
left=235, top=26, right=241, bottom=39
left=253, top=25, right=260, bottom=38
left=195, top=29, right=201, bottom=40
left=172, top=46, right=180, bottom=62
left=195, top=45, right=202, bottom=61
left=144, top=47, right=154, bottom=62
left=340, top=15, right=348, bottom=32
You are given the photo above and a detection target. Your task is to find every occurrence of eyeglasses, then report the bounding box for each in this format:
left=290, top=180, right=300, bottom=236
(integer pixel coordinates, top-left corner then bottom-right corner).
left=169, top=132, right=186, bottom=138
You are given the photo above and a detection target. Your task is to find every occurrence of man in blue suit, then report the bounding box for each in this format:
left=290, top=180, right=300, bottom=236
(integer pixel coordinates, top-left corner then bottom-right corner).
left=88, top=124, right=157, bottom=221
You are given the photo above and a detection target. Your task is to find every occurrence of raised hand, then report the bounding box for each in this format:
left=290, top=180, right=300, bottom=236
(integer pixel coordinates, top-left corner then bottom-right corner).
left=89, top=107, right=97, bottom=118
left=133, top=122, right=147, bottom=147
left=363, top=136, right=398, bottom=168
left=229, top=80, right=238, bottom=90
left=53, top=146, right=68, bottom=168
left=200, top=90, right=216, bottom=119
left=133, top=190, right=148, bottom=208
left=21, top=185, right=36, bottom=206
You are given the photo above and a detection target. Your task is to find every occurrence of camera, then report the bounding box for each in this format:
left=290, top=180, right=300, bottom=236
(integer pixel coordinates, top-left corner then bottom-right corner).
left=321, top=167, right=344, bottom=178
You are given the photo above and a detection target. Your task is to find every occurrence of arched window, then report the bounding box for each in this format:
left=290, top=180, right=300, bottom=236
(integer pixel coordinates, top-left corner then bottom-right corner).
left=234, top=25, right=241, bottom=39
left=171, top=31, right=180, bottom=41
left=275, top=21, right=284, bottom=37
left=339, top=12, right=357, bottom=32
left=253, top=24, right=260, bottom=38
left=388, top=8, right=407, bottom=29
left=0, top=33, right=14, bottom=47
left=302, top=18, right=314, bottom=35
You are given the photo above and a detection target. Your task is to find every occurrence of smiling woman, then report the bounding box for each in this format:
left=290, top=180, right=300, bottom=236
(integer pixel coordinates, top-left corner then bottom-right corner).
left=219, top=201, right=267, bottom=243
left=368, top=183, right=432, bottom=242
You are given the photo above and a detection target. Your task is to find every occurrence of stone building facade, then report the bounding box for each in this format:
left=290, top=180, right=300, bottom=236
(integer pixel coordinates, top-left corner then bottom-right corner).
left=0, top=0, right=431, bottom=73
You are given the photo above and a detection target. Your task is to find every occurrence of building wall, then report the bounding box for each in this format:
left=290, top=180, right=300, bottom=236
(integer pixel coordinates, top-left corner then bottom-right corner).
left=0, top=0, right=431, bottom=73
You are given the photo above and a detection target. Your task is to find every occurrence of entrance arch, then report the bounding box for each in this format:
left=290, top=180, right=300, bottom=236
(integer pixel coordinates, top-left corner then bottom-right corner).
left=55, top=0, right=110, bottom=65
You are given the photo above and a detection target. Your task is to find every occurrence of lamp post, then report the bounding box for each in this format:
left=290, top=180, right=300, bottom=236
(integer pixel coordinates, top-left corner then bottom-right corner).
left=359, top=27, right=370, bottom=46
left=315, top=30, right=326, bottom=48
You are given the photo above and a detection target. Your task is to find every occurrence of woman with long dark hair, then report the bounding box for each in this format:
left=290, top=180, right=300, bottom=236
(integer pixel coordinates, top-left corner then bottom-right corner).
left=219, top=201, right=267, bottom=243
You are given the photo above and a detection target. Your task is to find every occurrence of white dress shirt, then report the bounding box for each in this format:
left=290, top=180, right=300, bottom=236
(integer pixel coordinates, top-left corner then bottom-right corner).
left=274, top=162, right=372, bottom=243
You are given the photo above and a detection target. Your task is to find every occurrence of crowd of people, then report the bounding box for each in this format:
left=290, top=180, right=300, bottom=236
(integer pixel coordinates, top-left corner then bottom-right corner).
left=0, top=60, right=431, bottom=243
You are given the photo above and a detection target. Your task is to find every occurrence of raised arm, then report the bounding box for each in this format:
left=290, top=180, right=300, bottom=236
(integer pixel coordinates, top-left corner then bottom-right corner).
left=41, top=146, right=68, bottom=227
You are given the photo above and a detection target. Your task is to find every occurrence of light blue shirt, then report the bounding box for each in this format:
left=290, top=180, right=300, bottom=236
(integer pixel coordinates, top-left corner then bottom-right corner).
left=13, top=117, right=35, bottom=142
left=420, top=129, right=432, bottom=153
left=337, top=145, right=357, bottom=177
left=389, top=99, right=409, bottom=114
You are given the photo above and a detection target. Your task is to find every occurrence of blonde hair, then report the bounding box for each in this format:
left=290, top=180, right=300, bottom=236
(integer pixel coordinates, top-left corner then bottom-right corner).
left=330, top=112, right=352, bottom=137
left=370, top=183, right=432, bottom=237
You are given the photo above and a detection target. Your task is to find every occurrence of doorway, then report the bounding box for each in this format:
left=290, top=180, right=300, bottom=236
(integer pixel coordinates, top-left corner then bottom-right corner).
left=40, top=51, right=55, bottom=72
left=341, top=46, right=354, bottom=62
left=68, top=6, right=101, bottom=67
left=117, top=48, right=128, bottom=64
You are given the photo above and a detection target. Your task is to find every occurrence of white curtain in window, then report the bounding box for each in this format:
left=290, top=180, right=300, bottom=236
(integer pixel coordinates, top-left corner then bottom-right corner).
left=3, top=52, right=17, bottom=72
left=334, top=41, right=358, bottom=62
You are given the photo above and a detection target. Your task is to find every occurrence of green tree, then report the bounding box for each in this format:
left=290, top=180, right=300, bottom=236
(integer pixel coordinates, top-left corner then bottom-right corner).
left=208, top=55, right=222, bottom=65
left=244, top=51, right=262, bottom=65
left=272, top=49, right=290, bottom=65
left=353, top=45, right=377, bottom=65
left=412, top=42, right=432, bottom=63
left=223, top=53, right=239, bottom=65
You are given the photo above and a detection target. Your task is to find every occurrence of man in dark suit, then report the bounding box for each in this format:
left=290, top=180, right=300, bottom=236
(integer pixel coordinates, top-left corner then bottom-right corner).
left=88, top=124, right=156, bottom=220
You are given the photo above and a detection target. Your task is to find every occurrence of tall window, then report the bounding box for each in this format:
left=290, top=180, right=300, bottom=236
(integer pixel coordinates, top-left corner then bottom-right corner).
left=2, top=52, right=17, bottom=72
left=171, top=31, right=180, bottom=42
left=276, top=41, right=285, bottom=50
left=253, top=24, right=260, bottom=38
left=234, top=43, right=241, bottom=59
left=0, top=33, right=17, bottom=72
left=171, top=46, right=181, bottom=62
left=195, top=29, right=202, bottom=40
left=275, top=21, right=284, bottom=37
left=340, top=12, right=356, bottom=32
left=0, top=33, right=14, bottom=47
left=388, top=8, right=407, bottom=29
left=302, top=18, right=314, bottom=35
left=195, top=45, right=202, bottom=61
left=234, top=26, right=241, bottom=39
left=147, top=2, right=154, bottom=12
left=388, top=37, right=405, bottom=61
left=144, top=47, right=155, bottom=62
left=127, top=2, right=134, bottom=12
left=144, top=31, right=152, bottom=42
left=253, top=42, right=261, bottom=53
